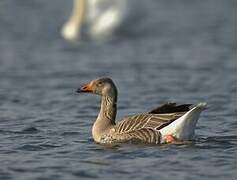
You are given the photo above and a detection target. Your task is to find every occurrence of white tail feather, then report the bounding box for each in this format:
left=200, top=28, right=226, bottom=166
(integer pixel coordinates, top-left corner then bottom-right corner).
left=159, top=102, right=207, bottom=141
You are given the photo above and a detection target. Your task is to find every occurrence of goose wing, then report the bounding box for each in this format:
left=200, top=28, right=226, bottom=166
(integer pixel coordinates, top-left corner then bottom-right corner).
left=115, top=112, right=183, bottom=133
left=115, top=103, right=192, bottom=133
left=113, top=113, right=184, bottom=144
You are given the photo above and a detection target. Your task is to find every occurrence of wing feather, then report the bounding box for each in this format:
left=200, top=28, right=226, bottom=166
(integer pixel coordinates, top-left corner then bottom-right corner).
left=115, top=112, right=186, bottom=134
left=114, top=128, right=161, bottom=144
left=113, top=103, right=191, bottom=144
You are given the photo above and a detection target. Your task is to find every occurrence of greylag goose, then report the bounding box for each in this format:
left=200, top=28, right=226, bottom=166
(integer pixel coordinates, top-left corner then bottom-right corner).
left=77, top=77, right=207, bottom=144
left=61, top=0, right=128, bottom=41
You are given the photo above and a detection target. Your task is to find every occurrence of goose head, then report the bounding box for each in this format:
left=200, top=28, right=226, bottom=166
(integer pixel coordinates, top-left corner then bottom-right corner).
left=77, top=77, right=117, bottom=98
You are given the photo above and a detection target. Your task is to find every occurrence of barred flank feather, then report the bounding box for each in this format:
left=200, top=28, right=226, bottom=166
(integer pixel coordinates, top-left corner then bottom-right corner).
left=81, top=78, right=206, bottom=144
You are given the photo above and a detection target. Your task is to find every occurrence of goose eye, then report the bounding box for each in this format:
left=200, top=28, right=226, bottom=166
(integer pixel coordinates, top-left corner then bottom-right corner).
left=98, top=82, right=103, bottom=86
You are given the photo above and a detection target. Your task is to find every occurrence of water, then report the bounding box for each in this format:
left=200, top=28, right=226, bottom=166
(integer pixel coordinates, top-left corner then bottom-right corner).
left=0, top=0, right=237, bottom=179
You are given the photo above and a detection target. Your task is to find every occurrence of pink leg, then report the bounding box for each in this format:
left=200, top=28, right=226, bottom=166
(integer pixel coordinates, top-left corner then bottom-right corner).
left=164, top=135, right=176, bottom=143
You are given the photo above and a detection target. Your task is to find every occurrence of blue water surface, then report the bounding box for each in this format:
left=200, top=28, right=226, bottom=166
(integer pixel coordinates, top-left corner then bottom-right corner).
left=0, top=0, right=237, bottom=180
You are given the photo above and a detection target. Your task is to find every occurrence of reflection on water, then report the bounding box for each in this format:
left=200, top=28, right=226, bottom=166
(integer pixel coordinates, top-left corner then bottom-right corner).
left=0, top=0, right=237, bottom=180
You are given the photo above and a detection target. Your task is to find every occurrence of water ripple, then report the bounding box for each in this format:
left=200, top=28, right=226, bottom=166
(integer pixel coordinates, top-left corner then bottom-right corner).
left=1, top=1, right=237, bottom=180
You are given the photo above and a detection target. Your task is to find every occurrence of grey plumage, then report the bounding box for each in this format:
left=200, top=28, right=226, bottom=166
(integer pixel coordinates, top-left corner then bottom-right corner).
left=78, top=77, right=206, bottom=144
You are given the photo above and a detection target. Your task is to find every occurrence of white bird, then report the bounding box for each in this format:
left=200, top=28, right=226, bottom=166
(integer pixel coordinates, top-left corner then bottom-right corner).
left=61, top=0, right=128, bottom=42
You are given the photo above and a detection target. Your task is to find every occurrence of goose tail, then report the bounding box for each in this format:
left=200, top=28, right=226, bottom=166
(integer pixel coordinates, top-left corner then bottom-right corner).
left=159, top=102, right=207, bottom=141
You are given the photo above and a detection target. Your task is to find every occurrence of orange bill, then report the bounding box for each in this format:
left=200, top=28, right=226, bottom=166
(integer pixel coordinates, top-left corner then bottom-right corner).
left=77, top=82, right=94, bottom=93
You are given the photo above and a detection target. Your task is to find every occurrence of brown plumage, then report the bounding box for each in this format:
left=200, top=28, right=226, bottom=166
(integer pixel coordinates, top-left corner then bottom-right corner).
left=149, top=103, right=192, bottom=114
left=77, top=77, right=206, bottom=144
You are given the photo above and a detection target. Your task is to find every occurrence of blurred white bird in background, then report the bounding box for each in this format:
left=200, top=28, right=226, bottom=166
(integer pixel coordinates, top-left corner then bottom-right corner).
left=61, top=0, right=128, bottom=42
